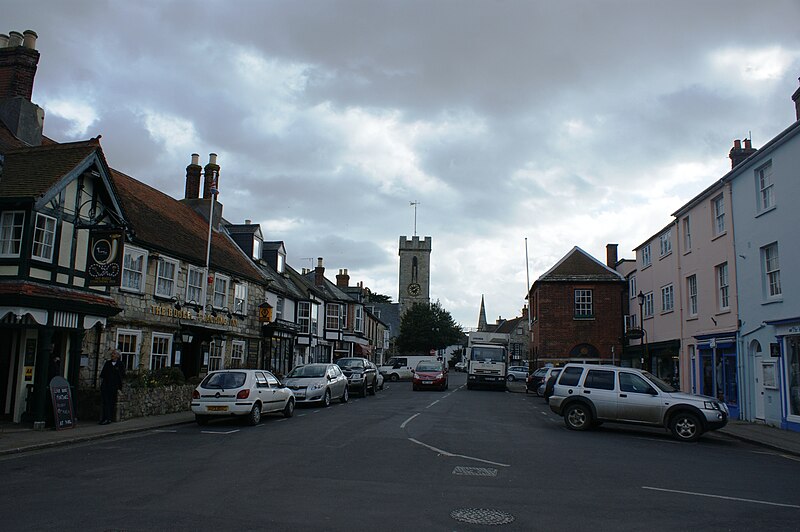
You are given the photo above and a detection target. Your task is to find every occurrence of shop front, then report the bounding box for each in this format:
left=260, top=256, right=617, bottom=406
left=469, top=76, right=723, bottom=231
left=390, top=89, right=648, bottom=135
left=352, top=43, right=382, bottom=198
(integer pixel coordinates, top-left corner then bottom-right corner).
left=766, top=319, right=800, bottom=432
left=262, top=319, right=299, bottom=378
left=694, top=333, right=738, bottom=420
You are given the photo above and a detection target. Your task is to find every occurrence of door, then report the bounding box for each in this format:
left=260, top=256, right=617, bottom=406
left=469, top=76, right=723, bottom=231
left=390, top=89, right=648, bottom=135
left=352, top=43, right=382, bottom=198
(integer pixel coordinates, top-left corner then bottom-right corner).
left=754, top=354, right=765, bottom=420
left=616, top=371, right=664, bottom=424
left=582, top=369, right=617, bottom=420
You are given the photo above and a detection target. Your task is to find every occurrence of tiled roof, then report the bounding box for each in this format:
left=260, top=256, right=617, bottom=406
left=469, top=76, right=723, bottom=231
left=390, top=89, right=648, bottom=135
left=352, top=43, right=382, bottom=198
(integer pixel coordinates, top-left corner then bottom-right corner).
left=538, top=246, right=624, bottom=283
left=110, top=169, right=265, bottom=283
left=0, top=139, right=100, bottom=198
left=0, top=279, right=121, bottom=315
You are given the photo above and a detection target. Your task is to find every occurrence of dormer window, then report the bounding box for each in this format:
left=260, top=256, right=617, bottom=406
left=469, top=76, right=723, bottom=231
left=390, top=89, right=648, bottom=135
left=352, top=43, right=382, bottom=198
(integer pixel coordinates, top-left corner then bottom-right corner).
left=277, top=252, right=285, bottom=274
left=252, top=236, right=262, bottom=261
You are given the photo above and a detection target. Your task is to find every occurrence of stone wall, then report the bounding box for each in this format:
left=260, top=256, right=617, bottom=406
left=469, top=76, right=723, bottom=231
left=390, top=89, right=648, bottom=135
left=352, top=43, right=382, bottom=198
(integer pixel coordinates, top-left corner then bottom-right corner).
left=77, top=384, right=194, bottom=422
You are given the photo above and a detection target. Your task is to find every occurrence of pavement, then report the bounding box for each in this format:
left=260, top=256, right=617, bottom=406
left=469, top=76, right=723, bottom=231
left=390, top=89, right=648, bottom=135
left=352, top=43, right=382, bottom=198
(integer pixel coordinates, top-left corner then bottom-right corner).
left=2, top=383, right=800, bottom=458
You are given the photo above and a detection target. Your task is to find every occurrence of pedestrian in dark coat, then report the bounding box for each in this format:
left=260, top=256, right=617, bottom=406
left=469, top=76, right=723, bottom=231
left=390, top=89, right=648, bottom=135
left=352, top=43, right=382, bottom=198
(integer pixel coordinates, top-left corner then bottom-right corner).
left=99, top=349, right=125, bottom=424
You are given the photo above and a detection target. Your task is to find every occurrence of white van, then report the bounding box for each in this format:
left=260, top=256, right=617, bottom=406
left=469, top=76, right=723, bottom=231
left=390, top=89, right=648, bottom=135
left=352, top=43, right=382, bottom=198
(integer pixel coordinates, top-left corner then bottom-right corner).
left=379, top=355, right=437, bottom=381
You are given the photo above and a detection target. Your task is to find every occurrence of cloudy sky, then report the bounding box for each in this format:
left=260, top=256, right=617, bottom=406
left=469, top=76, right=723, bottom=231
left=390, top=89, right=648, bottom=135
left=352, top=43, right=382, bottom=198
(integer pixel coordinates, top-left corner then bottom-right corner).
left=6, top=0, right=800, bottom=327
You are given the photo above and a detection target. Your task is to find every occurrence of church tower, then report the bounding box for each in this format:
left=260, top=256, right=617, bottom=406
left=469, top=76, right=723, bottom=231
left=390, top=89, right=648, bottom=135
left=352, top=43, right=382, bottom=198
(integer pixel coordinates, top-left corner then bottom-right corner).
left=398, top=235, right=431, bottom=314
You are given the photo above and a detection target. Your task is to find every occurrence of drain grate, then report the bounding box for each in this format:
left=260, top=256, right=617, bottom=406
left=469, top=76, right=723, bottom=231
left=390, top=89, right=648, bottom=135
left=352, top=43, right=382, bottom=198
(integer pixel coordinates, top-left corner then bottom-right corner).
left=450, top=508, right=515, bottom=526
left=452, top=466, right=498, bottom=477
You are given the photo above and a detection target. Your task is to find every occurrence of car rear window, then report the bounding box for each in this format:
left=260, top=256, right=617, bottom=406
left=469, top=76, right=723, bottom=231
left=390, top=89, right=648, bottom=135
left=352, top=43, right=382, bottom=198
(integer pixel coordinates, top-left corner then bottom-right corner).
left=202, top=372, right=246, bottom=389
left=558, top=367, right=584, bottom=386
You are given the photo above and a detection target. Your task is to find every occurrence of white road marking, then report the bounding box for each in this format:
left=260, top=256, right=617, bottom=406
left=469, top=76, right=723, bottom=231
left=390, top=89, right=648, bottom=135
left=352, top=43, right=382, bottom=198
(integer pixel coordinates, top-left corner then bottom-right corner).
left=751, top=450, right=800, bottom=462
left=152, top=429, right=177, bottom=433
left=426, top=400, right=440, bottom=409
left=642, top=486, right=800, bottom=508
left=401, top=413, right=421, bottom=429
left=201, top=429, right=240, bottom=435
left=408, top=438, right=510, bottom=467
left=633, top=436, right=680, bottom=444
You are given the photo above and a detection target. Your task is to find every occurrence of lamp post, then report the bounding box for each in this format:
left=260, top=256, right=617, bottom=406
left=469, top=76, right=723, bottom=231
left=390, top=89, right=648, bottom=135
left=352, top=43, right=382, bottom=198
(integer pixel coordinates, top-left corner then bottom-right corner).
left=637, top=291, right=649, bottom=371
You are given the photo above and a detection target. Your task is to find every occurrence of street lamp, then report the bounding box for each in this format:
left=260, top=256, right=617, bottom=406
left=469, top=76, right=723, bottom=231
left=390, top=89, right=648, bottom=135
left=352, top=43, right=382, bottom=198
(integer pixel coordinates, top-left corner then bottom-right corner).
left=637, top=291, right=649, bottom=371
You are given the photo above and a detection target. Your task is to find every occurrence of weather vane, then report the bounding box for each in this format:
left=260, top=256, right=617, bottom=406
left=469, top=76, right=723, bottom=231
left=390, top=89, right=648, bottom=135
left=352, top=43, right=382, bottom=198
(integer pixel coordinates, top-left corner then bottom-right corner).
left=410, top=201, right=420, bottom=236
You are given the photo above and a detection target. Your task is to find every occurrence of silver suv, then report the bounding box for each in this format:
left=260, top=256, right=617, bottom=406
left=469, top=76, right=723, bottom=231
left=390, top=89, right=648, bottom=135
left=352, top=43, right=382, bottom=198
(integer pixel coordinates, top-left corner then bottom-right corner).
left=548, top=364, right=728, bottom=442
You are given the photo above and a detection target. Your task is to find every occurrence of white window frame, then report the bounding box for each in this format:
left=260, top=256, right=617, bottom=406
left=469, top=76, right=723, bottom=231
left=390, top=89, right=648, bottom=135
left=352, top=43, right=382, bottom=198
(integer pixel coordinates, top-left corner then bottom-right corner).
left=641, top=244, right=652, bottom=267
left=763, top=243, right=781, bottom=298
left=713, top=194, right=725, bottom=236
left=277, top=253, right=285, bottom=274
left=230, top=340, right=246, bottom=368
left=574, top=289, right=593, bottom=318
left=354, top=305, right=364, bottom=333
left=0, top=211, right=25, bottom=257
left=116, top=328, right=142, bottom=371
left=121, top=245, right=148, bottom=293
left=682, top=216, right=692, bottom=252
left=186, top=266, right=204, bottom=306
left=213, top=273, right=230, bottom=309
left=659, top=229, right=672, bottom=257
left=234, top=282, right=247, bottom=315
left=298, top=301, right=311, bottom=334
left=208, top=339, right=225, bottom=371
left=276, top=296, right=284, bottom=320
left=252, top=237, right=261, bottom=261
left=150, top=332, right=173, bottom=370
left=32, top=213, right=57, bottom=262
left=155, top=256, right=179, bottom=298
left=643, top=292, right=654, bottom=318
left=756, top=162, right=774, bottom=212
left=717, top=262, right=729, bottom=310
left=629, top=275, right=636, bottom=299
left=661, top=284, right=674, bottom=313
left=326, top=303, right=341, bottom=330
left=687, top=275, right=697, bottom=316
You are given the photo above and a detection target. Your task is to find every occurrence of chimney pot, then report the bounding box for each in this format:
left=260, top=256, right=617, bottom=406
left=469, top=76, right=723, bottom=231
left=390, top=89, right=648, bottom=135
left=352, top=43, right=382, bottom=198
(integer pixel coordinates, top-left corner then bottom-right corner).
left=317, top=258, right=323, bottom=267
left=191, top=153, right=199, bottom=165
left=744, top=138, right=752, bottom=150
left=202, top=153, right=221, bottom=199
left=245, top=219, right=251, bottom=225
left=8, top=31, right=23, bottom=48
left=734, top=139, right=741, bottom=149
left=209, top=153, right=217, bottom=165
left=22, top=30, right=37, bottom=50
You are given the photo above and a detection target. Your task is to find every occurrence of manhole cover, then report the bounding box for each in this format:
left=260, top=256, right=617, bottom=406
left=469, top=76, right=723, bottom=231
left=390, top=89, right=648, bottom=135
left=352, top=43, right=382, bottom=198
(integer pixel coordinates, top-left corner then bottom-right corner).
left=452, top=466, right=498, bottom=477
left=450, top=508, right=515, bottom=526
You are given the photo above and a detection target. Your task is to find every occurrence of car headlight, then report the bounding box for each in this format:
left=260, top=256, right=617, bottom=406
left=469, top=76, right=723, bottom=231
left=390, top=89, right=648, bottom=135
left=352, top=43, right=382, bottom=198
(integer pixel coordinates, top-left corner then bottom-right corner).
left=435, top=373, right=443, bottom=379
left=311, top=383, right=325, bottom=390
left=704, top=401, right=720, bottom=410
left=352, top=373, right=362, bottom=379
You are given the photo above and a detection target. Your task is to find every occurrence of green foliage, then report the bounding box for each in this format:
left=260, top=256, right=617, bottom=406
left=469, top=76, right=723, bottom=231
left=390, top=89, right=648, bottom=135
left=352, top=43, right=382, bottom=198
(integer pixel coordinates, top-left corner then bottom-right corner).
left=397, top=301, right=464, bottom=353
left=127, top=367, right=186, bottom=388
left=367, top=292, right=392, bottom=303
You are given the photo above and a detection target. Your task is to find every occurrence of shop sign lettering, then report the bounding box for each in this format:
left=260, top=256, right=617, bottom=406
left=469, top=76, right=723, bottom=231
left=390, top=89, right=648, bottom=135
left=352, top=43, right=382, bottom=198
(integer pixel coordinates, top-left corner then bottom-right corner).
left=149, top=305, right=238, bottom=327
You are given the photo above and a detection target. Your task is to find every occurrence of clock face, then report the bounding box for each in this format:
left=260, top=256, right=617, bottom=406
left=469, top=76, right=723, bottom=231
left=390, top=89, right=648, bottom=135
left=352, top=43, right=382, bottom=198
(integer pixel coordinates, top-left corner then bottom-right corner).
left=407, top=283, right=421, bottom=296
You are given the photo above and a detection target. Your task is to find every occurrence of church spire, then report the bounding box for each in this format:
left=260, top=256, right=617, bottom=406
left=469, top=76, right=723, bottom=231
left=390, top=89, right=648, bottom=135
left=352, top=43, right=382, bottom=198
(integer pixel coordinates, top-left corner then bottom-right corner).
left=478, top=295, right=487, bottom=331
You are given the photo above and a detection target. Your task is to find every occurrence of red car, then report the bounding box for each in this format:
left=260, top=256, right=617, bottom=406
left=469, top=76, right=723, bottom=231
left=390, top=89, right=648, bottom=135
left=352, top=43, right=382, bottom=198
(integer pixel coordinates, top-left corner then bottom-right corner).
left=412, top=360, right=449, bottom=391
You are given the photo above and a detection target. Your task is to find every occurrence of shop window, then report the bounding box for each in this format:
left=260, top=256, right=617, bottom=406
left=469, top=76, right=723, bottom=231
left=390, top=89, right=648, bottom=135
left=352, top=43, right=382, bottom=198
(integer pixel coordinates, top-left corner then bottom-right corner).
left=116, top=329, right=142, bottom=371
left=208, top=339, right=225, bottom=371
left=150, top=333, right=172, bottom=370
left=231, top=340, right=246, bottom=368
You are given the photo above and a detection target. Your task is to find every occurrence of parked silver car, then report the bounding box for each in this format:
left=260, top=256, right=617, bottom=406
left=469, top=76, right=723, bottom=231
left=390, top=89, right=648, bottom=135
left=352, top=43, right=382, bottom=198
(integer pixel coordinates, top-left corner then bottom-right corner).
left=191, top=369, right=295, bottom=426
left=506, top=365, right=528, bottom=382
left=549, top=363, right=728, bottom=442
left=283, top=363, right=349, bottom=407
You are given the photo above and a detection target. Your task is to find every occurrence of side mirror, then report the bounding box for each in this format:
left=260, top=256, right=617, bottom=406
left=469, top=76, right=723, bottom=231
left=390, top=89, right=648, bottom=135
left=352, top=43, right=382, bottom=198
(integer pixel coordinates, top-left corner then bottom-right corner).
left=411, top=369, right=416, bottom=374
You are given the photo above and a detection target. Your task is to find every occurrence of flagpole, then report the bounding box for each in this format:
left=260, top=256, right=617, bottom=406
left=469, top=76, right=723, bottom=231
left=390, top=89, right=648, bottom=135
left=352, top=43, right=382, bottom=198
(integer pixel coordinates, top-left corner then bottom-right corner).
left=525, top=237, right=533, bottom=366
left=201, top=170, right=218, bottom=317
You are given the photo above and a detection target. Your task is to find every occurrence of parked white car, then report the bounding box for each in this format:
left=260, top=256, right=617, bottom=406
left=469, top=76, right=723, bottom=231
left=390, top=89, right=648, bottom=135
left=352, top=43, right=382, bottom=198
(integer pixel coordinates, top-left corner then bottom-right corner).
left=283, top=363, right=349, bottom=406
left=191, top=369, right=295, bottom=426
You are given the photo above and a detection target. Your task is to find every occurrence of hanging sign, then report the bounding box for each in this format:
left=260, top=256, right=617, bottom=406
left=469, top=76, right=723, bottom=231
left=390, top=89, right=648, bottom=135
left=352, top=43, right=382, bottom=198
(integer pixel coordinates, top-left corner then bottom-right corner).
left=86, top=229, right=124, bottom=286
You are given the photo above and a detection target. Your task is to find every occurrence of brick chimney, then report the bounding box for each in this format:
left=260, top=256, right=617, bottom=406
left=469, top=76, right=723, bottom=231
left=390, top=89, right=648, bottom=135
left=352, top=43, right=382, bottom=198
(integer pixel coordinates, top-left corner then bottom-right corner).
left=606, top=243, right=618, bottom=268
left=0, top=29, right=44, bottom=146
left=792, top=77, right=800, bottom=122
left=202, top=153, right=220, bottom=199
left=184, top=153, right=201, bottom=199
left=336, top=269, right=350, bottom=287
left=729, top=139, right=757, bottom=169
left=314, top=258, right=325, bottom=286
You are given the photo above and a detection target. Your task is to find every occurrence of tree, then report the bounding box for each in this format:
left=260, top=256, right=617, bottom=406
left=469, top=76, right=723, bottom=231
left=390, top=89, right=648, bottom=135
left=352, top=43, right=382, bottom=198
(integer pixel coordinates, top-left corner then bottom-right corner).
left=366, top=292, right=392, bottom=304
left=397, top=301, right=464, bottom=353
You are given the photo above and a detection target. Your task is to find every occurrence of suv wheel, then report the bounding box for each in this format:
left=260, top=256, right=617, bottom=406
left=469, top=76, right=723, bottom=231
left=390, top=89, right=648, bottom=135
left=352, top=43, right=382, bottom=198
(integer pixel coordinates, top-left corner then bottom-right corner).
left=564, top=403, right=592, bottom=431
left=670, top=412, right=702, bottom=442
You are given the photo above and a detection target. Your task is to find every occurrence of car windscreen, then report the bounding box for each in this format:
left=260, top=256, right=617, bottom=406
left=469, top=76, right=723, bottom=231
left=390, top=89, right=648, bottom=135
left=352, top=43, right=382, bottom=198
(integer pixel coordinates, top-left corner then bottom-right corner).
left=642, top=371, right=678, bottom=392
left=287, top=365, right=326, bottom=378
left=337, top=359, right=364, bottom=369
left=201, top=372, right=246, bottom=389
left=416, top=362, right=441, bottom=371
left=471, top=347, right=505, bottom=362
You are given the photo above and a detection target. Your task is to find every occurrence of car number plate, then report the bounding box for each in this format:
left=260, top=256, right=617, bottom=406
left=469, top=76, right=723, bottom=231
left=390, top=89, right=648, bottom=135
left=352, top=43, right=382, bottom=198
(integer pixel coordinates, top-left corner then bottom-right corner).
left=423, top=380, right=432, bottom=384
left=207, top=405, right=228, bottom=412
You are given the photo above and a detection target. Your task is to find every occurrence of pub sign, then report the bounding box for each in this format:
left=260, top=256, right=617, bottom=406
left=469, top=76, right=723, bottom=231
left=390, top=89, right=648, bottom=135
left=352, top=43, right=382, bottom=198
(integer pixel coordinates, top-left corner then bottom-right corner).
left=87, top=229, right=124, bottom=286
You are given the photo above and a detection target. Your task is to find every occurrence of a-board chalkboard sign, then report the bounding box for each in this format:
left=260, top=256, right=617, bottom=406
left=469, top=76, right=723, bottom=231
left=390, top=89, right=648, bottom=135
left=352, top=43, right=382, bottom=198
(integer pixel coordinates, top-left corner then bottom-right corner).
left=49, top=376, right=75, bottom=430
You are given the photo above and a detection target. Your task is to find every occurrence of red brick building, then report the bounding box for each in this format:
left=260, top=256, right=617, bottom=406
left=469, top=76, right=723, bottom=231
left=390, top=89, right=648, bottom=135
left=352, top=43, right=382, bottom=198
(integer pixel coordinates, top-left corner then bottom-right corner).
left=529, top=246, right=626, bottom=367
